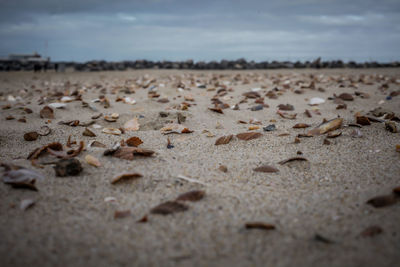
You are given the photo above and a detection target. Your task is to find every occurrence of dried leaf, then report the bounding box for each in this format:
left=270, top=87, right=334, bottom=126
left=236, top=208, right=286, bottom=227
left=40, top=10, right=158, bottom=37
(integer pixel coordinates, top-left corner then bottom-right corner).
left=124, top=117, right=140, bottom=131
left=236, top=132, right=262, bottom=141
left=54, top=158, right=83, bottom=177
left=253, top=165, right=279, bottom=173
left=114, top=210, right=131, bottom=219
left=47, top=141, right=84, bottom=159
left=28, top=142, right=63, bottom=160
left=248, top=125, right=260, bottom=130
left=160, top=123, right=193, bottom=134
left=24, top=132, right=39, bottom=141
left=106, top=147, right=154, bottom=160
left=89, top=141, right=106, bottom=148
left=40, top=106, right=54, bottom=119
left=215, top=135, right=233, bottom=145
left=323, top=139, right=331, bottom=145
left=360, top=226, right=383, bottom=237
left=2, top=167, right=43, bottom=191
left=327, top=131, right=342, bottom=138
left=276, top=110, right=297, bottom=119
left=85, top=155, right=101, bottom=167
left=245, top=222, right=276, bottom=230
left=102, top=128, right=122, bottom=135
left=126, top=136, right=143, bottom=147
left=307, top=118, right=343, bottom=136
left=278, top=157, right=308, bottom=165
left=367, top=195, right=397, bottom=208
left=219, top=165, right=228, bottom=172
left=83, top=128, right=96, bottom=137
left=209, top=107, right=223, bottom=114
left=176, top=190, right=205, bottom=201
left=304, top=109, right=312, bottom=118
left=278, top=104, right=294, bottom=111
left=150, top=201, right=188, bottom=215
left=338, top=93, right=354, bottom=101
left=293, top=123, right=310, bottom=129
left=111, top=173, right=143, bottom=184
left=20, top=199, right=35, bottom=211
left=59, top=120, right=80, bottom=127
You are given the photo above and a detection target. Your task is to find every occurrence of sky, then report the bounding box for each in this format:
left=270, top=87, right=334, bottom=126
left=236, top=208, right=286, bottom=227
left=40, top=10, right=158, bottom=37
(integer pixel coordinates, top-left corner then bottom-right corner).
left=0, top=0, right=399, bottom=62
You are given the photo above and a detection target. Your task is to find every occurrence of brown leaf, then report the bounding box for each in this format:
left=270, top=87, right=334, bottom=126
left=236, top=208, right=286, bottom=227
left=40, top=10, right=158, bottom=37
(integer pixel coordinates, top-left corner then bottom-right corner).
left=215, top=135, right=233, bottom=145
left=323, top=139, right=331, bottom=145
left=58, top=120, right=80, bottom=127
left=367, top=195, right=397, bottom=208
left=114, top=210, right=131, bottom=219
left=245, top=222, right=275, bottom=231
left=160, top=123, right=193, bottom=134
left=40, top=106, right=54, bottom=119
left=83, top=128, right=96, bottom=137
left=278, top=104, right=294, bottom=111
left=209, top=107, right=224, bottom=114
left=219, top=165, right=228, bottom=172
left=150, top=201, right=188, bottom=215
left=126, top=136, right=143, bottom=147
left=90, top=141, right=106, bottom=148
left=338, top=93, right=354, bottom=101
left=108, top=147, right=154, bottom=160
left=360, top=226, right=383, bottom=237
left=236, top=132, right=262, bottom=141
left=356, top=116, right=371, bottom=126
left=47, top=141, right=84, bottom=159
left=307, top=118, right=343, bottom=136
left=276, top=110, right=297, bottom=119
left=24, top=132, right=39, bottom=141
left=28, top=142, right=63, bottom=160
left=253, top=165, right=279, bottom=173
left=304, top=109, right=312, bottom=118
left=176, top=190, right=205, bottom=201
left=111, top=173, right=143, bottom=184
left=293, top=123, right=310, bottom=129
left=278, top=157, right=308, bottom=165
left=124, top=117, right=140, bottom=131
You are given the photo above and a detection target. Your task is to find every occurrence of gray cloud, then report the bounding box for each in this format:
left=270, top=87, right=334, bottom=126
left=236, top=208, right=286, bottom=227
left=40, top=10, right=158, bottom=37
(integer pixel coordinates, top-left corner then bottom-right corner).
left=0, top=0, right=399, bottom=61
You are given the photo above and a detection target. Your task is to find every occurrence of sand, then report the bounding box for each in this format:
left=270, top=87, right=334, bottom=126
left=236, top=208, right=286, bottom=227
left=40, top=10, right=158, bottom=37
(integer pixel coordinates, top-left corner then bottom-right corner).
left=0, top=69, right=399, bottom=267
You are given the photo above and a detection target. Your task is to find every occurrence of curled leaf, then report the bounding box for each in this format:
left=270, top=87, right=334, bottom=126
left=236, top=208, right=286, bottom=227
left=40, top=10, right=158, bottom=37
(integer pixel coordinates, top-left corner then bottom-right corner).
left=215, top=135, right=233, bottom=145
left=293, top=123, right=310, bottom=129
left=176, top=190, right=205, bottom=202
left=126, top=136, right=143, bottom=147
left=236, top=132, right=262, bottom=141
left=307, top=118, right=343, bottom=136
left=278, top=157, right=308, bottom=165
left=150, top=201, right=188, bottom=215
left=111, top=173, right=143, bottom=184
left=160, top=123, right=193, bottom=134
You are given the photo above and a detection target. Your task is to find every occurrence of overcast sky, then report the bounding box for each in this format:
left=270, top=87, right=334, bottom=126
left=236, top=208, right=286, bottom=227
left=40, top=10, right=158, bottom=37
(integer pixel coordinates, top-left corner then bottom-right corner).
left=0, top=0, right=399, bottom=62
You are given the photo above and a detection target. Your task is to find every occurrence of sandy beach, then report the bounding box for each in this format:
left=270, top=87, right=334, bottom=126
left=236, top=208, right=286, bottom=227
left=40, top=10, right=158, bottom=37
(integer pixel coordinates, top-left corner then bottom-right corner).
left=0, top=69, right=399, bottom=267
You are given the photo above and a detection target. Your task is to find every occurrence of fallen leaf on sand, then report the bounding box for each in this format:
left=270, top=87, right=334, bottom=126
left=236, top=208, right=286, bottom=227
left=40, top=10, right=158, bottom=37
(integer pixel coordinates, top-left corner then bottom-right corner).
left=356, top=116, right=371, bottom=126
left=111, top=173, right=143, bottom=184
left=176, top=190, right=205, bottom=202
left=293, top=123, right=310, bottom=129
left=160, top=123, right=193, bottom=134
left=219, top=165, right=228, bottom=172
left=105, top=147, right=154, bottom=160
left=307, top=118, right=343, bottom=136
left=245, top=222, right=276, bottom=231
left=209, top=107, right=223, bottom=114
left=47, top=141, right=84, bottom=159
left=28, top=142, right=63, bottom=161
left=338, top=93, right=354, bottom=101
left=277, top=110, right=297, bottom=119
left=89, top=141, right=106, bottom=148
left=150, top=201, right=188, bottom=215
left=304, top=109, right=312, bottom=118
left=253, top=165, right=279, bottom=173
left=215, top=135, right=233, bottom=145
left=85, top=155, right=101, bottom=167
left=360, top=226, right=383, bottom=237
left=248, top=125, right=260, bottom=130
left=58, top=120, right=80, bottom=127
left=83, top=128, right=96, bottom=137
left=24, top=132, right=39, bottom=141
left=126, top=136, right=143, bottom=147
left=367, top=194, right=397, bottom=208
left=323, top=139, right=331, bottom=145
left=278, top=157, right=308, bottom=165
left=124, top=117, right=140, bottom=131
left=278, top=104, right=294, bottom=111
left=40, top=106, right=54, bottom=119
left=2, top=167, right=43, bottom=191
left=102, top=128, right=122, bottom=135
left=327, top=131, right=342, bottom=138
left=236, top=132, right=262, bottom=141
left=54, top=158, right=83, bottom=177
left=114, top=210, right=131, bottom=219
left=20, top=199, right=35, bottom=211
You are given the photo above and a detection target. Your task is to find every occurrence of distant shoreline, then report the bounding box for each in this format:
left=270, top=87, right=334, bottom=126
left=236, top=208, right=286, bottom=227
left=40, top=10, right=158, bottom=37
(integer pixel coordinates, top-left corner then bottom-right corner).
left=1, top=58, right=400, bottom=71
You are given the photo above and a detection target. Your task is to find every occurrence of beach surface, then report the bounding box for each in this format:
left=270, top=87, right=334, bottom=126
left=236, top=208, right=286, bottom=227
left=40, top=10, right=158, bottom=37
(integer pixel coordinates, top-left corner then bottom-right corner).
left=0, top=69, right=399, bottom=267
